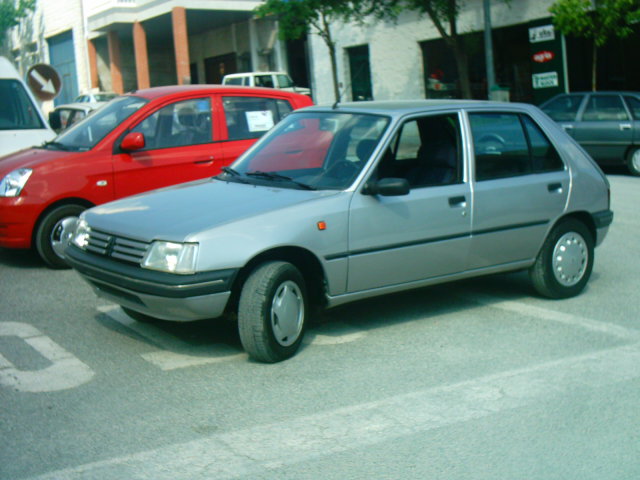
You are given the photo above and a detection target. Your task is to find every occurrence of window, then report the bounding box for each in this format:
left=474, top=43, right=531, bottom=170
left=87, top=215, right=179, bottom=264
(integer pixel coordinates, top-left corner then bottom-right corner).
left=131, top=98, right=212, bottom=150
left=541, top=95, right=584, bottom=122
left=377, top=114, right=462, bottom=188
left=223, top=96, right=293, bottom=141
left=470, top=113, right=564, bottom=181
left=254, top=75, right=275, bottom=88
left=0, top=79, right=45, bottom=130
left=624, top=96, right=640, bottom=120
left=582, top=95, right=628, bottom=121
left=276, top=74, right=294, bottom=88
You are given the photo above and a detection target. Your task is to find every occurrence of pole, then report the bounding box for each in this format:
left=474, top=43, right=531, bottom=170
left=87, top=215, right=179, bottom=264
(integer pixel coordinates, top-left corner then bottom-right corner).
left=483, top=0, right=496, bottom=99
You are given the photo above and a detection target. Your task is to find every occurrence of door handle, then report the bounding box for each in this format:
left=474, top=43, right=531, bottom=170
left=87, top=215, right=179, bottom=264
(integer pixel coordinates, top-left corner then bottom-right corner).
left=561, top=124, right=574, bottom=131
left=620, top=123, right=632, bottom=131
left=193, top=157, right=215, bottom=165
left=448, top=195, right=467, bottom=207
left=547, top=182, right=563, bottom=193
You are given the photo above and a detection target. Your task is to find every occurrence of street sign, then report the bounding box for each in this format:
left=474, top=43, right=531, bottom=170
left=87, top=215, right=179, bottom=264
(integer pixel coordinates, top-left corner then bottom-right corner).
left=26, top=64, right=62, bottom=101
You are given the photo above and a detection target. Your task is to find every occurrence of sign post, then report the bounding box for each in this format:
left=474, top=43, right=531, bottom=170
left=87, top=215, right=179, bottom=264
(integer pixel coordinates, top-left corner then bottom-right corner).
left=26, top=64, right=62, bottom=102
left=528, top=19, right=566, bottom=105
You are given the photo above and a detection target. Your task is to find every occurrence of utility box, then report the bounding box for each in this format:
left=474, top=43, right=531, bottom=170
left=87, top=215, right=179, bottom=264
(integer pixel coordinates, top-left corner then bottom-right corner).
left=490, top=85, right=510, bottom=102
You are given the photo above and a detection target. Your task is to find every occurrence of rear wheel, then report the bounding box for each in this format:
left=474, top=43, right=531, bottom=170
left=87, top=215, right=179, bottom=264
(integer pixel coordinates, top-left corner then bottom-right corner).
left=238, top=261, right=307, bottom=363
left=529, top=218, right=594, bottom=299
left=626, top=148, right=640, bottom=176
left=35, top=204, right=86, bottom=269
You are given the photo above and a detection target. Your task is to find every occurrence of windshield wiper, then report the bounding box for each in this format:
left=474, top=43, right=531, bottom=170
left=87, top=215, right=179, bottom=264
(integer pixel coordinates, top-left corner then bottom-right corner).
left=246, top=171, right=316, bottom=190
left=216, top=166, right=249, bottom=183
left=42, top=141, right=73, bottom=151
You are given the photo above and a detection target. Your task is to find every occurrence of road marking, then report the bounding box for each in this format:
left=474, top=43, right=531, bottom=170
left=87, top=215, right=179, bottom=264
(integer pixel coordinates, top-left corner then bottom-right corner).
left=99, top=306, right=243, bottom=370
left=0, top=322, right=94, bottom=393
left=466, top=294, right=640, bottom=340
left=25, top=342, right=640, bottom=479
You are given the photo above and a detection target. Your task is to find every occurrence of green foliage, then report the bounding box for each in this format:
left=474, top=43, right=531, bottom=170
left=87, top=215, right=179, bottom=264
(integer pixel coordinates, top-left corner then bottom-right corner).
left=549, top=0, right=640, bottom=46
left=0, top=0, right=35, bottom=46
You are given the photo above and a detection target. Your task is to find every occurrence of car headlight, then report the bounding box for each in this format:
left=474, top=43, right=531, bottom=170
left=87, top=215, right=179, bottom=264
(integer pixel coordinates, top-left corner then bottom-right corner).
left=142, top=241, right=198, bottom=274
left=0, top=168, right=33, bottom=197
left=72, top=219, right=91, bottom=249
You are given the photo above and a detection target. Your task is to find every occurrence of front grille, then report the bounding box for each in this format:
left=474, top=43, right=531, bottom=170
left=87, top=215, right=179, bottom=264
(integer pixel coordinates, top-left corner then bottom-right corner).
left=85, top=228, right=150, bottom=264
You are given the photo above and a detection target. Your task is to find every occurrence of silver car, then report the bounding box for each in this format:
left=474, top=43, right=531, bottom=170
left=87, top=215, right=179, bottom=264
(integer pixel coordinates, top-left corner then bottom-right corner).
left=65, top=100, right=613, bottom=362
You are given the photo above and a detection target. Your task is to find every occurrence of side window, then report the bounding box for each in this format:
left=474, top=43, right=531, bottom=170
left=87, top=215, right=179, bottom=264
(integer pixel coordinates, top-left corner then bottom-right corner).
left=582, top=95, right=629, bottom=121
left=521, top=115, right=564, bottom=172
left=623, top=96, right=640, bottom=120
left=132, top=98, right=212, bottom=150
left=223, top=96, right=293, bottom=141
left=276, top=74, right=293, bottom=88
left=470, top=113, right=529, bottom=180
left=377, top=114, right=461, bottom=188
left=255, top=75, right=274, bottom=88
left=541, top=95, right=583, bottom=121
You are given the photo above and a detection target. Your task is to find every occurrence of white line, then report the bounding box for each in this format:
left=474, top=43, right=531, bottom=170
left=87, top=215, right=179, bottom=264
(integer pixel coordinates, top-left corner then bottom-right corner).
left=25, top=342, right=640, bottom=480
left=466, top=294, right=640, bottom=340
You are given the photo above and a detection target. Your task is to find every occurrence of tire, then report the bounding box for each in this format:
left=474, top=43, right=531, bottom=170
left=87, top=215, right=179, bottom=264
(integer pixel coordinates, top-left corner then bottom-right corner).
left=238, top=261, right=307, bottom=363
left=122, top=307, right=162, bottom=323
left=35, top=204, right=86, bottom=269
left=529, top=218, right=594, bottom=299
left=627, top=148, right=640, bottom=176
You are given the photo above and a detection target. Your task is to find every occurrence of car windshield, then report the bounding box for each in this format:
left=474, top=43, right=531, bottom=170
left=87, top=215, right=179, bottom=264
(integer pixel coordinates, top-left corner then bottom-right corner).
left=224, top=111, right=390, bottom=190
left=47, top=95, right=148, bottom=151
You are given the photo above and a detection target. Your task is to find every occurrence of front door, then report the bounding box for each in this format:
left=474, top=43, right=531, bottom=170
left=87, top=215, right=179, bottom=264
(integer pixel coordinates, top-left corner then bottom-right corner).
left=347, top=112, right=471, bottom=293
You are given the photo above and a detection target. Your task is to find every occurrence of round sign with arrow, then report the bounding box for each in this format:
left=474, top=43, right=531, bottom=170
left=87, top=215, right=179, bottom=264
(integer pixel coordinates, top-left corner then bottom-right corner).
left=26, top=64, right=62, bottom=101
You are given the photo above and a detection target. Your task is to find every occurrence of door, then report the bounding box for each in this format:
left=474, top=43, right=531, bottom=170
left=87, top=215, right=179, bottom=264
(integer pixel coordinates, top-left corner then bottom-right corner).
left=113, top=96, right=225, bottom=198
left=48, top=31, right=77, bottom=105
left=347, top=113, right=471, bottom=293
left=572, top=94, right=633, bottom=162
left=467, top=112, right=570, bottom=269
left=347, top=45, right=373, bottom=101
left=205, top=53, right=237, bottom=84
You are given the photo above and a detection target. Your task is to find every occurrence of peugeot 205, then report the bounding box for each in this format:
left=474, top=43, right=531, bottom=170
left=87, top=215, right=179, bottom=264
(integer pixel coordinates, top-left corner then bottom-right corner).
left=65, top=100, right=613, bottom=363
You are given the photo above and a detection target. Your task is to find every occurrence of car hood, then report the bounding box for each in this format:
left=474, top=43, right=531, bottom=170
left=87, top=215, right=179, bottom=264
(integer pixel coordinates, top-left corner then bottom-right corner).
left=84, top=178, right=340, bottom=242
left=0, top=146, right=71, bottom=174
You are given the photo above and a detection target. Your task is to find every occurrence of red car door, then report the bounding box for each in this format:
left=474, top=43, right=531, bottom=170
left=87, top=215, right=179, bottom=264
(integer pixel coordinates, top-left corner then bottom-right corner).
left=112, top=95, right=226, bottom=199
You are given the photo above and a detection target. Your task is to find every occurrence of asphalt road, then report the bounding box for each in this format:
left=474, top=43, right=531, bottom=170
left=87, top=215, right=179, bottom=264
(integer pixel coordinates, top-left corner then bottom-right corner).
left=1, top=173, right=638, bottom=480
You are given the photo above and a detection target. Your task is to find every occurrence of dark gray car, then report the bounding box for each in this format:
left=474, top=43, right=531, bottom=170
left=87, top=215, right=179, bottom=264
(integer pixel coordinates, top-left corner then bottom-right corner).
left=540, top=91, right=640, bottom=175
left=65, top=100, right=613, bottom=362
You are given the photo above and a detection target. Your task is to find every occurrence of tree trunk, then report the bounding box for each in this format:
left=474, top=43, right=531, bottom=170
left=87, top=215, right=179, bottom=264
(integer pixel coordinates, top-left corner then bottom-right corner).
left=453, top=40, right=472, bottom=99
left=591, top=40, right=597, bottom=91
left=328, top=41, right=340, bottom=102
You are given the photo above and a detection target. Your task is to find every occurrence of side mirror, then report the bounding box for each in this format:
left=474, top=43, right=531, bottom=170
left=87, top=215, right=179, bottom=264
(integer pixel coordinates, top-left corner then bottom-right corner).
left=362, top=177, right=410, bottom=196
left=48, top=110, right=61, bottom=131
left=120, top=132, right=145, bottom=151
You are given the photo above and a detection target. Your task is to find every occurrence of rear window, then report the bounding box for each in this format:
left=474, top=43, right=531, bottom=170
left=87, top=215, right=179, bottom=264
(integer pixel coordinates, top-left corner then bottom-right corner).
left=541, top=95, right=583, bottom=122
left=223, top=96, right=293, bottom=141
left=0, top=79, right=45, bottom=130
left=224, top=77, right=243, bottom=86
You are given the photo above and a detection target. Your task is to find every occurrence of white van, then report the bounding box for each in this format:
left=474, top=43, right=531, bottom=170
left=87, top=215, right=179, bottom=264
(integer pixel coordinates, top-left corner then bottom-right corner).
left=0, top=57, right=55, bottom=157
left=222, top=71, right=311, bottom=97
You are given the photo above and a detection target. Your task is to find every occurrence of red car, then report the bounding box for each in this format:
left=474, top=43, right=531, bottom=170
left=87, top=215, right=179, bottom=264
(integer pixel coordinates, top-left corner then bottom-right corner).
left=0, top=85, right=313, bottom=267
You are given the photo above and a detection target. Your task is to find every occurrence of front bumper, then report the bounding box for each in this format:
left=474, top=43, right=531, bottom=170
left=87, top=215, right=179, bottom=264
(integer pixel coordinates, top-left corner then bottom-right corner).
left=66, top=245, right=237, bottom=321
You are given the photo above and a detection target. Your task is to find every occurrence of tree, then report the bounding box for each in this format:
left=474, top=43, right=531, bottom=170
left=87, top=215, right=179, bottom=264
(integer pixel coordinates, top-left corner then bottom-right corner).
left=549, top=0, right=640, bottom=91
left=255, top=0, right=383, bottom=102
left=0, top=0, right=35, bottom=48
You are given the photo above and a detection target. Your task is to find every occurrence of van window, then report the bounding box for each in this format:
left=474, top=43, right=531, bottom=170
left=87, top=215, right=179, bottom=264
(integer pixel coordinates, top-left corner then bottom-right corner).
left=224, top=77, right=243, bottom=86
left=0, top=79, right=46, bottom=130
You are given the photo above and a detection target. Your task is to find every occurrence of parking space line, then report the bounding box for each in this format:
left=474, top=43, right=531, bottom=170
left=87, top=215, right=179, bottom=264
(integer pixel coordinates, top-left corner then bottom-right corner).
left=25, top=341, right=640, bottom=479
left=465, top=294, right=640, bottom=341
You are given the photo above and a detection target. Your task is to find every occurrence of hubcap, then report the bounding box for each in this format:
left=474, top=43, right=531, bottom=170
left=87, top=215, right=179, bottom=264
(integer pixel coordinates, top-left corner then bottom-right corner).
left=51, top=216, right=79, bottom=260
left=552, top=232, right=588, bottom=287
left=631, top=149, right=640, bottom=174
left=270, top=280, right=304, bottom=347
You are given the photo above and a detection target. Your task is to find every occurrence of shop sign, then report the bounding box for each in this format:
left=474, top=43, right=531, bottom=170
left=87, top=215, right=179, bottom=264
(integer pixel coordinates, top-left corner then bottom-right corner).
left=533, top=50, right=555, bottom=63
left=532, top=72, right=559, bottom=89
left=529, top=25, right=555, bottom=43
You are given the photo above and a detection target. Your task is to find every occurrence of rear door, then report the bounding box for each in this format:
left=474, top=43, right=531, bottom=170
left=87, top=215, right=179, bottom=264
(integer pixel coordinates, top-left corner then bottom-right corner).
left=572, top=93, right=633, bottom=162
left=467, top=111, right=569, bottom=270
left=112, top=95, right=224, bottom=198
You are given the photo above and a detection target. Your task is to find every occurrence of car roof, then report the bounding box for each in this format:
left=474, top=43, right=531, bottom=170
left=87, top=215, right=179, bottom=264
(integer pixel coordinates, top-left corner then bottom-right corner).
left=125, top=84, right=305, bottom=100
left=303, top=99, right=536, bottom=117
left=552, top=91, right=640, bottom=96
left=54, top=102, right=99, bottom=110
left=224, top=72, right=287, bottom=77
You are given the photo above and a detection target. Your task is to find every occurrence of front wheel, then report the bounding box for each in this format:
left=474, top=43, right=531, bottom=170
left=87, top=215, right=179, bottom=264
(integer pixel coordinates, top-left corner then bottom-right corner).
left=35, top=204, right=86, bottom=269
left=529, top=219, right=594, bottom=299
left=238, top=261, right=307, bottom=363
left=626, top=148, right=640, bottom=176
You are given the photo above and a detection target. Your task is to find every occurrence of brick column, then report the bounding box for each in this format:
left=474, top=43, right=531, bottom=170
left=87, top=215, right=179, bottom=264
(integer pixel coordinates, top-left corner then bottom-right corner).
left=133, top=21, right=150, bottom=90
left=107, top=31, right=124, bottom=94
left=171, top=6, right=190, bottom=85
left=87, top=39, right=99, bottom=89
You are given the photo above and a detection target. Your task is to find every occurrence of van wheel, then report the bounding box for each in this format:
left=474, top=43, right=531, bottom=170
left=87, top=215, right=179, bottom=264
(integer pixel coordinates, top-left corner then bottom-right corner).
left=238, top=261, right=307, bottom=363
left=35, top=204, right=86, bottom=269
left=627, top=148, right=640, bottom=176
left=529, top=219, right=594, bottom=299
